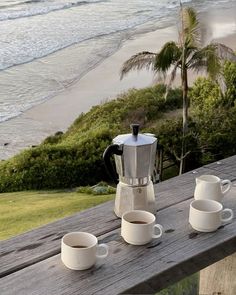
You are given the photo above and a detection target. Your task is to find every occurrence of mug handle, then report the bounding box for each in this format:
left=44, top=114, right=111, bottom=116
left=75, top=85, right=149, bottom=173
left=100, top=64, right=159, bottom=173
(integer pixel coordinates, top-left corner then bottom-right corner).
left=221, top=208, right=234, bottom=223
left=96, top=243, right=109, bottom=259
left=152, top=224, right=163, bottom=239
left=221, top=179, right=232, bottom=195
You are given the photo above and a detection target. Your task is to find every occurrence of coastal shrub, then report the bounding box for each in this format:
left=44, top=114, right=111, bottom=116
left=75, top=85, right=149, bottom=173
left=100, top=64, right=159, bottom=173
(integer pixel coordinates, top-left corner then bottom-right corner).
left=76, top=182, right=116, bottom=195
left=151, top=106, right=236, bottom=170
left=190, top=61, right=236, bottom=114
left=224, top=61, right=236, bottom=106
left=3, top=79, right=236, bottom=191
left=0, top=85, right=190, bottom=192
left=189, top=62, right=236, bottom=163
left=151, top=117, right=201, bottom=171
left=1, top=79, right=236, bottom=192
left=43, top=131, right=64, bottom=145
left=190, top=77, right=222, bottom=114
left=194, top=106, right=236, bottom=163
left=0, top=128, right=114, bottom=192
left=68, top=85, right=182, bottom=131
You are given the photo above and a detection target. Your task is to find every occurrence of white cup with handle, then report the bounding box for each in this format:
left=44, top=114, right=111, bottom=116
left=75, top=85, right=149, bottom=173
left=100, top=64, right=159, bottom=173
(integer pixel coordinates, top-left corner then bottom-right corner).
left=121, top=210, right=163, bottom=245
left=61, top=232, right=108, bottom=270
left=189, top=199, right=234, bottom=232
left=194, top=175, right=232, bottom=202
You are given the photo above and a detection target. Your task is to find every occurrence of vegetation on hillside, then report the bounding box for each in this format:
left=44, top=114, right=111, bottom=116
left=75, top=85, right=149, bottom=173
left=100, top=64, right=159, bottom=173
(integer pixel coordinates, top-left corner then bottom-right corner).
left=0, top=59, right=235, bottom=192
left=0, top=85, right=182, bottom=192
left=121, top=7, right=236, bottom=174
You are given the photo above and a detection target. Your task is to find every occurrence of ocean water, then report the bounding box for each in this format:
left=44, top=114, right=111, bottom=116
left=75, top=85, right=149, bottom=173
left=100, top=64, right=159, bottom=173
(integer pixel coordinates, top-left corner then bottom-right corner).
left=0, top=0, right=236, bottom=123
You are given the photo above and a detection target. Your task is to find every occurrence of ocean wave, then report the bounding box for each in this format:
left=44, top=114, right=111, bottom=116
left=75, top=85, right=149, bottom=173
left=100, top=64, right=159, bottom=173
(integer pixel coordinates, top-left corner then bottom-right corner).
left=0, top=24, right=151, bottom=71
left=0, top=0, right=235, bottom=125
left=0, top=0, right=107, bottom=21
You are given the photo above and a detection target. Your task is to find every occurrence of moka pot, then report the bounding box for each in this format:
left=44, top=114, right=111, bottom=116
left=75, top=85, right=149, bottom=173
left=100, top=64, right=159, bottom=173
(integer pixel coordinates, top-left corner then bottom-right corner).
left=103, top=124, right=157, bottom=217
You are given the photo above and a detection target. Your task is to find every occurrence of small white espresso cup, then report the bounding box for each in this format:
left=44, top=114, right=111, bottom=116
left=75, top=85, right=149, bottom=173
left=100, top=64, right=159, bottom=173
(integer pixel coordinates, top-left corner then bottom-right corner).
left=61, top=232, right=108, bottom=270
left=121, top=210, right=163, bottom=245
left=189, top=199, right=234, bottom=232
left=194, top=175, right=232, bottom=202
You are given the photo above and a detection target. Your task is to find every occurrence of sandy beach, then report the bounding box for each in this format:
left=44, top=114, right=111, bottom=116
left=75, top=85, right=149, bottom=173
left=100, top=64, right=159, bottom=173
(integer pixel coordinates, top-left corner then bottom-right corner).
left=0, top=8, right=236, bottom=160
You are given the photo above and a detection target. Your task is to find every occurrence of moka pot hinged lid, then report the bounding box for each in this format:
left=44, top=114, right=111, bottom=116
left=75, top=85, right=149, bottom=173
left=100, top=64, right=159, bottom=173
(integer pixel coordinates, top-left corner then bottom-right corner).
left=112, top=124, right=156, bottom=147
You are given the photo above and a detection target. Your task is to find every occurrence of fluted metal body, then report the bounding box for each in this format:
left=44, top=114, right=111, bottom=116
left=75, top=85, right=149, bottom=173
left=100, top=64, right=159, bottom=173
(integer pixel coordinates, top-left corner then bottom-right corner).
left=113, top=132, right=157, bottom=186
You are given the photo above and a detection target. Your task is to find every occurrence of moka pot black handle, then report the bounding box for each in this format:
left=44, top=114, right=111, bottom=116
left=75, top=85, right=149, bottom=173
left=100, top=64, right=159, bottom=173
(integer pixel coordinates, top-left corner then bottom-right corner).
left=103, top=144, right=123, bottom=185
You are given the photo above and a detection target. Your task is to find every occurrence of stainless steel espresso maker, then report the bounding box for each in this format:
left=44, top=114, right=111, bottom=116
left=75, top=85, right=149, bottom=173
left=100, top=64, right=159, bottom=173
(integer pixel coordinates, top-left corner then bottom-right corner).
left=103, top=124, right=157, bottom=217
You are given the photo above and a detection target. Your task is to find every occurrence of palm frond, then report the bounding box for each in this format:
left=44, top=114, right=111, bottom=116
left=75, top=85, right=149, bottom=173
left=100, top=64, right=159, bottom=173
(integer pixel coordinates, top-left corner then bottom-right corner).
left=188, top=44, right=228, bottom=93
left=164, top=60, right=181, bottom=100
left=181, top=7, right=201, bottom=47
left=189, top=44, right=221, bottom=80
left=120, top=51, right=157, bottom=79
left=212, top=42, right=236, bottom=61
left=188, top=59, right=207, bottom=73
left=154, top=42, right=181, bottom=74
left=189, top=42, right=236, bottom=79
left=185, top=45, right=199, bottom=65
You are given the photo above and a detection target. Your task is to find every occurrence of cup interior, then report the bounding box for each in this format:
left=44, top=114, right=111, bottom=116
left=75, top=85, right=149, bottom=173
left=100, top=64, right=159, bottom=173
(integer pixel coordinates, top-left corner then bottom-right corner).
left=62, top=232, right=97, bottom=249
left=198, top=175, right=220, bottom=183
left=191, top=199, right=222, bottom=213
left=122, top=210, right=155, bottom=224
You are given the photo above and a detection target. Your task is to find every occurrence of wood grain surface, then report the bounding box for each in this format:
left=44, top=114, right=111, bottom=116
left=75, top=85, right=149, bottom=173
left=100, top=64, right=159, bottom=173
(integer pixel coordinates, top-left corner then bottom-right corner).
left=0, top=155, right=236, bottom=294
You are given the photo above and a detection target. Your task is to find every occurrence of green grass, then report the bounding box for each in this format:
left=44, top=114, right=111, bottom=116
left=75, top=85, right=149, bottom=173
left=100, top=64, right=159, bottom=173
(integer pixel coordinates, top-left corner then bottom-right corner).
left=0, top=190, right=113, bottom=240
left=156, top=273, right=199, bottom=295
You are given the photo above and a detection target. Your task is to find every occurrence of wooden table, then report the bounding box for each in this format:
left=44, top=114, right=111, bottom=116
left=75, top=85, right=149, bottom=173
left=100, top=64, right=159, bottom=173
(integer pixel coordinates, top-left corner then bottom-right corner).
left=1, top=156, right=236, bottom=294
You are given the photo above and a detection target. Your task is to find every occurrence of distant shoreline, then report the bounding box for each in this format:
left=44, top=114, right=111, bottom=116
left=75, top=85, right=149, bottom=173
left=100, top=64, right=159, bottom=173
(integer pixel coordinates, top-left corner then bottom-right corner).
left=0, top=8, right=236, bottom=160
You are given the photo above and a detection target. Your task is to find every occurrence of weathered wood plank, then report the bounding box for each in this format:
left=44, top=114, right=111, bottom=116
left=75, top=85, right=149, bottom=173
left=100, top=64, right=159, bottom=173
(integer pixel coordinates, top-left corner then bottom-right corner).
left=203, top=155, right=236, bottom=176
left=0, top=161, right=235, bottom=278
left=198, top=157, right=236, bottom=295
left=0, top=200, right=119, bottom=278
left=1, top=187, right=236, bottom=295
left=199, top=253, right=236, bottom=295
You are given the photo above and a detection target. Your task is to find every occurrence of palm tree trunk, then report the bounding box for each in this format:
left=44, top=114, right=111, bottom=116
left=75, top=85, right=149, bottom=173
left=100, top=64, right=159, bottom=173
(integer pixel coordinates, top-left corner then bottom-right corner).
left=179, top=67, right=188, bottom=175
left=182, top=67, right=188, bottom=134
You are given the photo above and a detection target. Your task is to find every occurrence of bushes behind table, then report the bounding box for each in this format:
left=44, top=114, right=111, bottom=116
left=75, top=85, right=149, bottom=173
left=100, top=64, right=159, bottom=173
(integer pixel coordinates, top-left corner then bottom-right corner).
left=0, top=128, right=113, bottom=192
left=189, top=62, right=236, bottom=164
left=150, top=117, right=202, bottom=172
left=191, top=83, right=236, bottom=164
left=150, top=61, right=236, bottom=171
left=0, top=85, right=182, bottom=192
left=155, top=105, right=236, bottom=169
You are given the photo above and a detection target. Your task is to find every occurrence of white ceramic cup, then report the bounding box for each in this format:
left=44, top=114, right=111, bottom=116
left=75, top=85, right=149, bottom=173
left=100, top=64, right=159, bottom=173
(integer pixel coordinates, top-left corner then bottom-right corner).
left=189, top=199, right=234, bottom=232
left=61, top=232, right=108, bottom=270
left=194, top=174, right=232, bottom=202
left=121, top=210, right=163, bottom=245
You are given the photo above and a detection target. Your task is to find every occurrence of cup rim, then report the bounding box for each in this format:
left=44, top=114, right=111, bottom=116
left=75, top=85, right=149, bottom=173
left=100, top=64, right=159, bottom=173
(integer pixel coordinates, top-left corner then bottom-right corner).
left=190, top=199, right=222, bottom=213
left=122, top=210, right=155, bottom=225
left=197, top=174, right=220, bottom=183
left=62, top=231, right=97, bottom=249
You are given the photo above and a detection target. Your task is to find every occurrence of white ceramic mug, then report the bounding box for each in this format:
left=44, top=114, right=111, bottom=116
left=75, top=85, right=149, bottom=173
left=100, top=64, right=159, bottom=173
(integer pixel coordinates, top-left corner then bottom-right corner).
left=194, top=175, right=232, bottom=202
left=61, top=232, right=108, bottom=270
left=189, top=199, right=234, bottom=232
left=121, top=210, right=163, bottom=245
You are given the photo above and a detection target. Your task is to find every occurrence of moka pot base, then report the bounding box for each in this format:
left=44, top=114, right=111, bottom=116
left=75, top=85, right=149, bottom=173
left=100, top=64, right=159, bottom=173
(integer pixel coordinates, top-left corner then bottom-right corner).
left=114, top=181, right=156, bottom=218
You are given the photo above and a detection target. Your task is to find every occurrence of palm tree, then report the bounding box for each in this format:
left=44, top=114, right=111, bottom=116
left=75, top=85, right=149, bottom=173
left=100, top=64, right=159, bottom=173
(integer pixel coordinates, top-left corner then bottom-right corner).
left=120, top=6, right=236, bottom=174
